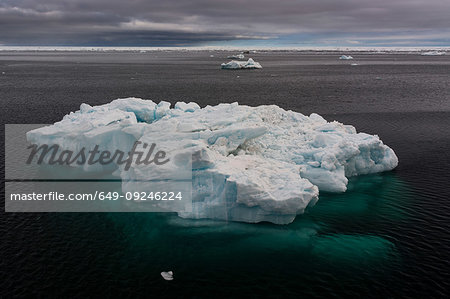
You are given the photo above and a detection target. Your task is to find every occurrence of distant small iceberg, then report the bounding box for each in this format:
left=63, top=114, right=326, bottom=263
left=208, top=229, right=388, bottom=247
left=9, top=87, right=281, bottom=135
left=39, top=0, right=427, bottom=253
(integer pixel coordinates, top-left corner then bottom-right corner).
left=227, top=54, right=245, bottom=59
left=161, top=271, right=173, bottom=281
left=339, top=55, right=354, bottom=60
left=221, top=58, right=262, bottom=69
left=421, top=51, right=445, bottom=56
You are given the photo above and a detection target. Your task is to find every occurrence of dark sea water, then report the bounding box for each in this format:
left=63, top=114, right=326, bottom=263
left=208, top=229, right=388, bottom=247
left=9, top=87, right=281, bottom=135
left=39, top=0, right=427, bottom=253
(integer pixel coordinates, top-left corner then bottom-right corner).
left=1, top=51, right=450, bottom=298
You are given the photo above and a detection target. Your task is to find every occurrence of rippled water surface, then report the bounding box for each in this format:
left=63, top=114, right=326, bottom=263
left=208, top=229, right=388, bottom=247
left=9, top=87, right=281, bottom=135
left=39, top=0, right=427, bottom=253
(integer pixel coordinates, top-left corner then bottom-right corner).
left=1, top=51, right=450, bottom=297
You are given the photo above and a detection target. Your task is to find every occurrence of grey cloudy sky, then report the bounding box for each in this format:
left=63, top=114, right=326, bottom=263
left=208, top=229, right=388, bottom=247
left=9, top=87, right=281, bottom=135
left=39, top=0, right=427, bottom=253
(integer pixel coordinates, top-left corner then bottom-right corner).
left=1, top=0, right=449, bottom=46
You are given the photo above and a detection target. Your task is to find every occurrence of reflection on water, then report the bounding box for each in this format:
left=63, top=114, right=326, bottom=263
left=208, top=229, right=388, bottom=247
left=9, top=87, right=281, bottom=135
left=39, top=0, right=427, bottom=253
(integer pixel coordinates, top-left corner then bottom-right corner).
left=308, top=172, right=409, bottom=223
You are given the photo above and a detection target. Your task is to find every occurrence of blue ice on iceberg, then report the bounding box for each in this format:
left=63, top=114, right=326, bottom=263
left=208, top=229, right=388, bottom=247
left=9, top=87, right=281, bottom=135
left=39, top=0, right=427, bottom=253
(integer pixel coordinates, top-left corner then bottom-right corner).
left=27, top=98, right=398, bottom=224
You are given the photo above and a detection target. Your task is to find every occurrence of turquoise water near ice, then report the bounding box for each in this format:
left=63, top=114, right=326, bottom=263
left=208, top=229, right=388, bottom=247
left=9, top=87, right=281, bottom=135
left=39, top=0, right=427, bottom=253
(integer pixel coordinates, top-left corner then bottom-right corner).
left=106, top=173, right=407, bottom=296
left=4, top=173, right=413, bottom=297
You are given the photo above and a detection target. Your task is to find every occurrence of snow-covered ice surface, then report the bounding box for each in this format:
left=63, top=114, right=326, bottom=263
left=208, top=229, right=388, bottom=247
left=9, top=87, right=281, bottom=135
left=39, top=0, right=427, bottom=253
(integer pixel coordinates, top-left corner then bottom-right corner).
left=421, top=51, right=445, bottom=56
left=27, top=98, right=398, bottom=224
left=339, top=55, right=354, bottom=60
left=221, top=58, right=262, bottom=69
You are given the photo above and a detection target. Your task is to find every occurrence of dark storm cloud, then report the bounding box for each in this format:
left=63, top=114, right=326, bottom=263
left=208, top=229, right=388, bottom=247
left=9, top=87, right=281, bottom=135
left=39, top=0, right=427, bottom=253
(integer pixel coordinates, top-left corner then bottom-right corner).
left=1, top=0, right=449, bottom=46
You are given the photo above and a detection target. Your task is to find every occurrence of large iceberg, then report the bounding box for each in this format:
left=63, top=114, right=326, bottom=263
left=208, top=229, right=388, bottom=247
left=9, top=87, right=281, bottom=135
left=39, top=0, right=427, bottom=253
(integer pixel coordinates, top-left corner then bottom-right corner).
left=27, top=98, right=398, bottom=224
left=221, top=58, right=262, bottom=69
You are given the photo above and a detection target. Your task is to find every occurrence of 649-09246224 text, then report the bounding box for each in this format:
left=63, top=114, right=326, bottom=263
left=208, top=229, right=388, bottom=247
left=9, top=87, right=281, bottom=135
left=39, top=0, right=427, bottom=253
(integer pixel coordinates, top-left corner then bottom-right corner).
left=9, top=191, right=184, bottom=201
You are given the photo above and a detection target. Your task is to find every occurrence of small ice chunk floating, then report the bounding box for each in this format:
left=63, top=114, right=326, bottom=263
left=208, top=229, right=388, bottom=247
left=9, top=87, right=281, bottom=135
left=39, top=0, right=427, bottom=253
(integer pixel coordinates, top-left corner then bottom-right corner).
left=421, top=51, right=445, bottom=56
left=221, top=58, right=262, bottom=69
left=227, top=54, right=245, bottom=59
left=161, top=271, right=173, bottom=280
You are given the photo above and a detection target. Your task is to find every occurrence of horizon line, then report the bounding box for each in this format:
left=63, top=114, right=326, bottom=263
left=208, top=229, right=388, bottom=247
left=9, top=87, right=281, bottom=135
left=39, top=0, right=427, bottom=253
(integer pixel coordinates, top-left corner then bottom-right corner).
left=1, top=45, right=450, bottom=52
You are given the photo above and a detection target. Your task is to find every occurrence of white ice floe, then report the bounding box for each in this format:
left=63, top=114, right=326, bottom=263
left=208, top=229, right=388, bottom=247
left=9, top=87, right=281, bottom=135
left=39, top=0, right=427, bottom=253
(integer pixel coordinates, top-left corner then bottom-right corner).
left=339, top=55, right=354, bottom=60
left=161, top=271, right=173, bottom=280
left=27, top=98, right=398, bottom=224
left=421, top=51, right=445, bottom=56
left=227, top=54, right=245, bottom=59
left=221, top=58, right=262, bottom=69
